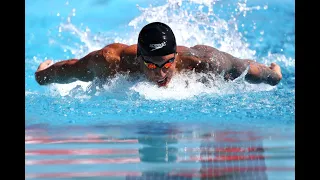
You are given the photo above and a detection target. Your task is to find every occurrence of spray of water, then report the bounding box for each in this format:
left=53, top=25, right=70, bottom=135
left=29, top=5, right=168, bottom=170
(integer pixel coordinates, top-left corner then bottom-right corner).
left=41, top=0, right=290, bottom=100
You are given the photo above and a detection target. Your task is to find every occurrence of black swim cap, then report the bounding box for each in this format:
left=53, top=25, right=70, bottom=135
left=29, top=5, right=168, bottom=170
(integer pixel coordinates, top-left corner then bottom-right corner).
left=137, top=22, right=176, bottom=57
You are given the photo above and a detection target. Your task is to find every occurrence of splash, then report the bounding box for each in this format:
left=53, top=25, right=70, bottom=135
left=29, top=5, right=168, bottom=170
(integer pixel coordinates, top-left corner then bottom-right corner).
left=130, top=71, right=275, bottom=100
left=46, top=70, right=275, bottom=101
left=39, top=0, right=290, bottom=100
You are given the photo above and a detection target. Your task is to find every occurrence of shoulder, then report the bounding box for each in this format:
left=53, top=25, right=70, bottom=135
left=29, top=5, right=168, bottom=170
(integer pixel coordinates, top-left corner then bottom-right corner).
left=176, top=45, right=197, bottom=58
left=121, top=44, right=138, bottom=56
left=101, top=43, right=128, bottom=54
left=177, top=45, right=218, bottom=60
left=175, top=46, right=201, bottom=70
left=96, top=43, right=136, bottom=61
left=190, top=45, right=221, bottom=56
left=101, top=43, right=137, bottom=56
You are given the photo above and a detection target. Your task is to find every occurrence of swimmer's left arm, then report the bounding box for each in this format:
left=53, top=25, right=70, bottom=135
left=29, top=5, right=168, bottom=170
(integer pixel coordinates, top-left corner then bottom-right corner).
left=231, top=58, right=283, bottom=86
left=178, top=46, right=282, bottom=86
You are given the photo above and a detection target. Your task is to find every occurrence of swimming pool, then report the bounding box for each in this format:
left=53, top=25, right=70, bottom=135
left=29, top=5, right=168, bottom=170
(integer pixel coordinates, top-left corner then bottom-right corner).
left=25, top=0, right=295, bottom=179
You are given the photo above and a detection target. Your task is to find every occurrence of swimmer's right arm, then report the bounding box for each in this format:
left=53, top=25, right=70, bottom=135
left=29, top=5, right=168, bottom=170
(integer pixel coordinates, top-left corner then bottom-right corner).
left=35, top=51, right=98, bottom=85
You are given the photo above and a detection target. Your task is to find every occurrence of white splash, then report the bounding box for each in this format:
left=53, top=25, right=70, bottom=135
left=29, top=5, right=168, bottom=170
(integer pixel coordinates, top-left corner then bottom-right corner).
left=46, top=70, right=275, bottom=101
left=48, top=81, right=91, bottom=97
left=131, top=71, right=275, bottom=101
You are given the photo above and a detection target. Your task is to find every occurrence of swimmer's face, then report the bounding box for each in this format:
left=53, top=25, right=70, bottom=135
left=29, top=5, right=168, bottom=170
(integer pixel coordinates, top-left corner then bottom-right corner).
left=139, top=53, right=177, bottom=87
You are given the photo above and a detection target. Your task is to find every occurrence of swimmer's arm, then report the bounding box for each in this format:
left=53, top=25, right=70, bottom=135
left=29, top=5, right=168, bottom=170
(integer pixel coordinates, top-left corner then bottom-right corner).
left=231, top=58, right=282, bottom=86
left=179, top=46, right=282, bottom=86
left=35, top=51, right=97, bottom=85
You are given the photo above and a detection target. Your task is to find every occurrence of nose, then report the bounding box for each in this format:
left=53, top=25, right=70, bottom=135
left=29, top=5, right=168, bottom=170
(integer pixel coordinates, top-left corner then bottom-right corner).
left=154, top=68, right=167, bottom=78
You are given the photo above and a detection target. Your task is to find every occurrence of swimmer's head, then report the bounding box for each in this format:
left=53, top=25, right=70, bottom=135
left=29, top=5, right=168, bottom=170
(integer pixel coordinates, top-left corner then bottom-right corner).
left=137, top=22, right=177, bottom=87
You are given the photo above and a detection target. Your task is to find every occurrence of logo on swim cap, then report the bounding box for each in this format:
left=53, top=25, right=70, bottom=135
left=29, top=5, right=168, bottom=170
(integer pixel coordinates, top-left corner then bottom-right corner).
left=137, top=22, right=176, bottom=57
left=149, top=41, right=166, bottom=51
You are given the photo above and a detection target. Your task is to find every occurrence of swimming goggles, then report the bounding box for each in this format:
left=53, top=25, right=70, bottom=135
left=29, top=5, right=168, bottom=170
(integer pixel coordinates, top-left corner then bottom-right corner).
left=142, top=54, right=176, bottom=70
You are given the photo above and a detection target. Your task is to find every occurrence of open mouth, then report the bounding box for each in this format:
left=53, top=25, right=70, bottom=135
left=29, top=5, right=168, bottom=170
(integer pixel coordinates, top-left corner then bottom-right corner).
left=157, top=77, right=168, bottom=86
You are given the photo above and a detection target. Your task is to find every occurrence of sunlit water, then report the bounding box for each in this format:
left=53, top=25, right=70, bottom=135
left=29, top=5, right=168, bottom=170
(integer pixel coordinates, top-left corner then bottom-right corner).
left=25, top=0, right=295, bottom=179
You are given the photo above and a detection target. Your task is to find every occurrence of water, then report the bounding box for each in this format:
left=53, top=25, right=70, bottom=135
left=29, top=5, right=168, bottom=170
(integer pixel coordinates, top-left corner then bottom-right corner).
left=25, top=0, right=295, bottom=179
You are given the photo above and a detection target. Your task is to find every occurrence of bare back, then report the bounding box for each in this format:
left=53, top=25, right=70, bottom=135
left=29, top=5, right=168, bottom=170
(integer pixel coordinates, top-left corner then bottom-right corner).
left=175, top=45, right=235, bottom=75
left=94, top=43, right=236, bottom=76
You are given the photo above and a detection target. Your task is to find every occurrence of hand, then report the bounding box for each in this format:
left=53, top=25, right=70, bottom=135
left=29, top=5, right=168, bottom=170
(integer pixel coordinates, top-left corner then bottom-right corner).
left=269, top=62, right=282, bottom=80
left=36, top=60, right=53, bottom=72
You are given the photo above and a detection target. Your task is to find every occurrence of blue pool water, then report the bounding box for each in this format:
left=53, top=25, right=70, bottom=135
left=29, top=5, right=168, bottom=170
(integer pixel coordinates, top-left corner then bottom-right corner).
left=25, top=0, right=295, bottom=179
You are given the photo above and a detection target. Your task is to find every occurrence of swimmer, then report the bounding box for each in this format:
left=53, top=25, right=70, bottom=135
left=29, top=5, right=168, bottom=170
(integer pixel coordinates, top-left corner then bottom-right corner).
left=35, top=22, right=282, bottom=87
